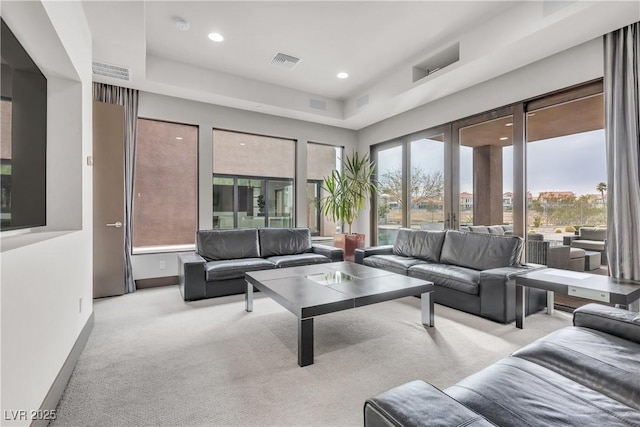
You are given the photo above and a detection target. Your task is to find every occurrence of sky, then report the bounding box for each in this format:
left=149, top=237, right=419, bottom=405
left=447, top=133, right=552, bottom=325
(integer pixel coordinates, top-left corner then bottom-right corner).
left=376, top=129, right=607, bottom=198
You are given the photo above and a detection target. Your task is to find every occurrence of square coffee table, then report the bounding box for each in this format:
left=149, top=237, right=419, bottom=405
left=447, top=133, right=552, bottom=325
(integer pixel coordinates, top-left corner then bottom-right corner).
left=245, top=262, right=434, bottom=366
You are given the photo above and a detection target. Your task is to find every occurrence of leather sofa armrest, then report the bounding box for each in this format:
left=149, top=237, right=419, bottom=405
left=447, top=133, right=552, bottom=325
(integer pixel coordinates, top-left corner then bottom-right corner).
left=364, top=380, right=494, bottom=427
left=354, top=245, right=394, bottom=264
left=481, top=263, right=546, bottom=281
left=573, top=303, right=640, bottom=344
left=179, top=252, right=207, bottom=301
left=479, top=264, right=546, bottom=322
left=311, top=244, right=344, bottom=262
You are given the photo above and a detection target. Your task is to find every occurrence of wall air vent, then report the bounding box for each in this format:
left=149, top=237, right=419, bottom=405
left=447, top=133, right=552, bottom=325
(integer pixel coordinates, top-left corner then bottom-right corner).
left=92, top=61, right=131, bottom=81
left=270, top=52, right=301, bottom=70
left=412, top=42, right=459, bottom=83
left=356, top=94, right=370, bottom=109
left=309, top=98, right=327, bottom=111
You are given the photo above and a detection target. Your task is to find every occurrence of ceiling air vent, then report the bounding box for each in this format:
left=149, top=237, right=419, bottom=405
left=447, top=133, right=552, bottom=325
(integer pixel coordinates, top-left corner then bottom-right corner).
left=270, top=52, right=301, bottom=70
left=92, top=61, right=131, bottom=81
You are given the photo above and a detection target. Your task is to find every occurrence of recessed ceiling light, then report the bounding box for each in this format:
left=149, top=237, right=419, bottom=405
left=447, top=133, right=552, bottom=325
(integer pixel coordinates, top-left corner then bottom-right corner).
left=240, top=143, right=246, bottom=146
left=337, top=72, right=349, bottom=79
left=175, top=137, right=183, bottom=140
left=208, top=32, right=224, bottom=42
left=499, top=137, right=509, bottom=141
left=505, top=123, right=513, bottom=127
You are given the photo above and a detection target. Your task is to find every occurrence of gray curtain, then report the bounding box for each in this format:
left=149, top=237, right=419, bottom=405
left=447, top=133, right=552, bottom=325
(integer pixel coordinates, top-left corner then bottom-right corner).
left=93, top=83, right=139, bottom=294
left=604, top=22, right=640, bottom=280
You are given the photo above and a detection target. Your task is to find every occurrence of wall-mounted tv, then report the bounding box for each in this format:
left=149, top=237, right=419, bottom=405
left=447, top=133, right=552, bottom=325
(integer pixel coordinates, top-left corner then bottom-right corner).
left=1, top=18, right=47, bottom=232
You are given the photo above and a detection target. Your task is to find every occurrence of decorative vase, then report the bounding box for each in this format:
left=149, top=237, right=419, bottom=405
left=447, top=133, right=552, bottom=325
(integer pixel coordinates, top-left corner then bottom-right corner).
left=334, top=233, right=365, bottom=262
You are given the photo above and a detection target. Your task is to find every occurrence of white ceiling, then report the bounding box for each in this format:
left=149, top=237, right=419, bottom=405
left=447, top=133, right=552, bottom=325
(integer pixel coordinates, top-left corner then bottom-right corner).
left=83, top=1, right=640, bottom=130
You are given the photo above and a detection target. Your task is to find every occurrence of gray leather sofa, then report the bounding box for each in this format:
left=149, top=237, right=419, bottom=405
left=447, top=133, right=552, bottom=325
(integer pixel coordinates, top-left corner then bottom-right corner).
left=179, top=228, right=343, bottom=301
left=355, top=228, right=546, bottom=323
left=364, top=303, right=640, bottom=426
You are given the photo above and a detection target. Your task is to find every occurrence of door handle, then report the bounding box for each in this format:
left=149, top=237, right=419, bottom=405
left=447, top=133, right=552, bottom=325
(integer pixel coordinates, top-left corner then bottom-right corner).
left=106, top=221, right=123, bottom=228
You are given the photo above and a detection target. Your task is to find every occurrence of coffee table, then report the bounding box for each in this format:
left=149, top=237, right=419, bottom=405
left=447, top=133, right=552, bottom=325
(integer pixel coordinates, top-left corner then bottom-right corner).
left=245, top=262, right=435, bottom=367
left=515, top=268, right=640, bottom=329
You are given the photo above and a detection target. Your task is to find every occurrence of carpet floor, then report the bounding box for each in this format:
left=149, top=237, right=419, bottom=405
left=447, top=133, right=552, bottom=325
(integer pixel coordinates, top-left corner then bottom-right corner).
left=52, top=286, right=572, bottom=427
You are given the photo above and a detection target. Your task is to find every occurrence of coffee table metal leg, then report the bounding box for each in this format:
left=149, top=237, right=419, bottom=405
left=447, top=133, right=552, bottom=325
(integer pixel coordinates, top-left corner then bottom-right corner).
left=298, top=317, right=314, bottom=367
left=516, top=284, right=525, bottom=329
left=547, top=291, right=555, bottom=315
left=421, top=291, right=434, bottom=327
left=245, top=281, right=253, bottom=312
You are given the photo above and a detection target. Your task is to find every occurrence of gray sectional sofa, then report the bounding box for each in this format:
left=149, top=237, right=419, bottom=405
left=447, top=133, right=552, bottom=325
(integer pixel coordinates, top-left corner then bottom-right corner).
left=364, top=303, right=640, bottom=426
left=179, top=227, right=343, bottom=301
left=355, top=228, right=546, bottom=323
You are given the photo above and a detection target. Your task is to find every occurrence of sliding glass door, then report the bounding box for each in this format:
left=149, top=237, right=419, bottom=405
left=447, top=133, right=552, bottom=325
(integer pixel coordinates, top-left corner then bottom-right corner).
left=372, top=126, right=452, bottom=245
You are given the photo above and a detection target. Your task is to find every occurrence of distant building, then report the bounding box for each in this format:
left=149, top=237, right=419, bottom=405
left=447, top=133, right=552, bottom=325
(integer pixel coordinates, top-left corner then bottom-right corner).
left=460, top=192, right=473, bottom=209
left=503, top=192, right=513, bottom=208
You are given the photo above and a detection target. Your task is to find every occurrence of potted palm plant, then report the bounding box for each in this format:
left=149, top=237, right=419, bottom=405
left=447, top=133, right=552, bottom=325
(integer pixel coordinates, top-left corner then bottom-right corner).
left=320, top=151, right=377, bottom=261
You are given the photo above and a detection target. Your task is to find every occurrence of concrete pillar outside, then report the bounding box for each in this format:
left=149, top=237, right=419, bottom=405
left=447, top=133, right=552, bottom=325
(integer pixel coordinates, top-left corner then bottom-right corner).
left=473, top=145, right=503, bottom=226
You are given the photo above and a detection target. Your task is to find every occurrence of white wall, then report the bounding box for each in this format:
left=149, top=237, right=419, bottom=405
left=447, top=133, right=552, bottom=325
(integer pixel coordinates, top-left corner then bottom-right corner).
left=0, top=2, right=93, bottom=425
left=354, top=37, right=605, bottom=242
left=134, top=93, right=358, bottom=279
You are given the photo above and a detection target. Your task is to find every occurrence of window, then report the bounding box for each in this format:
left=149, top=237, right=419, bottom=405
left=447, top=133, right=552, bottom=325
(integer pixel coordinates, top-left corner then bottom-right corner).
left=458, top=114, right=514, bottom=227
left=133, top=119, right=198, bottom=251
left=526, top=92, right=605, bottom=240
left=212, top=130, right=295, bottom=229
left=306, top=142, right=342, bottom=236
left=375, top=143, right=404, bottom=245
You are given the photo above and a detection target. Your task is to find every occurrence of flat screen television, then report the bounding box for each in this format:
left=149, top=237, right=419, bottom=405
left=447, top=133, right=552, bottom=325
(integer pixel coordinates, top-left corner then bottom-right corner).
left=1, top=18, right=47, bottom=231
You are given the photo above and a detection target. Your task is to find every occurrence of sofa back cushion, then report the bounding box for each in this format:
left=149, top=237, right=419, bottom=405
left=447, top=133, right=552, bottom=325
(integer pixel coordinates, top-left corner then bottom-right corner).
left=579, top=227, right=607, bottom=241
left=392, top=228, right=446, bottom=262
left=467, top=225, right=490, bottom=234
left=487, top=225, right=506, bottom=235
left=259, top=228, right=312, bottom=257
left=197, top=228, right=260, bottom=261
left=440, top=230, right=523, bottom=270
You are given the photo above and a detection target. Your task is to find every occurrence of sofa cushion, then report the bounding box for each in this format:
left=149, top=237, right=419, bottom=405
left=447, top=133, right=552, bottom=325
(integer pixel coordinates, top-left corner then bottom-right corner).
left=440, top=230, right=522, bottom=270
left=266, top=253, right=330, bottom=268
left=409, top=264, right=480, bottom=295
left=487, top=225, right=505, bottom=235
left=205, top=258, right=275, bottom=281
left=512, top=326, right=640, bottom=411
left=363, top=255, right=426, bottom=275
left=572, top=240, right=605, bottom=251
left=392, top=228, right=447, bottom=262
left=446, top=356, right=640, bottom=427
left=579, top=227, right=607, bottom=241
left=259, top=228, right=311, bottom=257
left=467, top=225, right=490, bottom=234
left=197, top=228, right=260, bottom=261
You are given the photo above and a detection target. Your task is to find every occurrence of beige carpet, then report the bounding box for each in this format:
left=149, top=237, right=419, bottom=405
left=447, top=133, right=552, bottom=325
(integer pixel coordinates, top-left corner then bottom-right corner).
left=52, top=286, right=572, bottom=427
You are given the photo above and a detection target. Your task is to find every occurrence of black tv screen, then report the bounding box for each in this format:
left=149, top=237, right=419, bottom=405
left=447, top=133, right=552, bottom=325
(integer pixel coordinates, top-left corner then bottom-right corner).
left=1, top=18, right=47, bottom=231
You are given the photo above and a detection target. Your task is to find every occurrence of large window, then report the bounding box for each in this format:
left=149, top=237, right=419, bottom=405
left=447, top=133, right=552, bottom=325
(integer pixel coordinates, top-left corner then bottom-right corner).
left=133, top=119, right=198, bottom=251
left=306, top=142, right=341, bottom=236
left=458, top=114, right=514, bottom=227
left=213, top=130, right=295, bottom=229
left=526, top=92, right=605, bottom=240
left=370, top=80, right=605, bottom=243
left=375, top=143, right=404, bottom=245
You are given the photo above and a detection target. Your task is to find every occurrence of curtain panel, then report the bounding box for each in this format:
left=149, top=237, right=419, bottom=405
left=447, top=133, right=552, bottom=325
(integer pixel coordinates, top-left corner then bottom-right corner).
left=93, top=83, right=139, bottom=294
left=604, top=21, right=640, bottom=281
